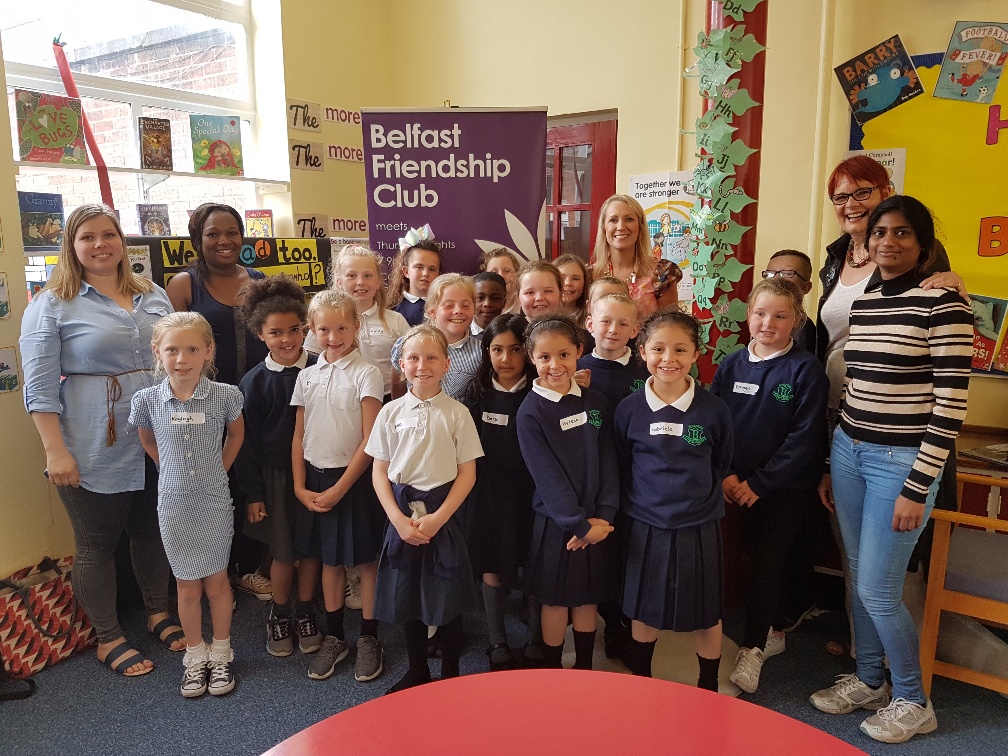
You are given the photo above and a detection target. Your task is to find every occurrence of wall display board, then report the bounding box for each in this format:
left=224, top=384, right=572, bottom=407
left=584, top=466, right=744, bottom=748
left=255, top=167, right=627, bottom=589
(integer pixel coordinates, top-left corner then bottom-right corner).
left=129, top=236, right=332, bottom=293
left=361, top=108, right=547, bottom=273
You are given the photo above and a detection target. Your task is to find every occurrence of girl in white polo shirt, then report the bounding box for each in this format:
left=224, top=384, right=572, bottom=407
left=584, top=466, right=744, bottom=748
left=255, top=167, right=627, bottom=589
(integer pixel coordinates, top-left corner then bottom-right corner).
left=366, top=324, right=484, bottom=694
left=291, top=290, right=386, bottom=684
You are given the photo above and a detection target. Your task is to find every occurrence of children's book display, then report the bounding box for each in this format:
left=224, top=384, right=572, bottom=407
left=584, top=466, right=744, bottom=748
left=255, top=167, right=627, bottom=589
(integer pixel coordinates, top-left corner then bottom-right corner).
left=139, top=117, right=173, bottom=170
left=244, top=209, right=273, bottom=237
left=18, top=191, right=65, bottom=253
left=190, top=115, right=244, bottom=176
left=14, top=89, right=87, bottom=164
left=136, top=204, right=172, bottom=236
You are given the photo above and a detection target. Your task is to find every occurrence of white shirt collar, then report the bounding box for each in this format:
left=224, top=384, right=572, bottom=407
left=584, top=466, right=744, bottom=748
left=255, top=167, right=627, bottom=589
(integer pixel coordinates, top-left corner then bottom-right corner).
left=403, top=290, right=421, bottom=303
left=644, top=375, right=695, bottom=412
left=592, top=346, right=632, bottom=365
left=493, top=375, right=527, bottom=393
left=265, top=349, right=309, bottom=372
left=531, top=378, right=582, bottom=402
left=449, top=335, right=471, bottom=350
left=471, top=321, right=485, bottom=336
left=747, top=339, right=794, bottom=362
left=361, top=302, right=379, bottom=318
left=317, top=348, right=359, bottom=369
left=404, top=388, right=445, bottom=408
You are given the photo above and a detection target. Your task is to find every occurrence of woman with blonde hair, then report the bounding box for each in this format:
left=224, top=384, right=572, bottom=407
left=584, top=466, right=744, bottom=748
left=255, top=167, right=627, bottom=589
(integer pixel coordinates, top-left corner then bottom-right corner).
left=20, top=203, right=180, bottom=677
left=591, top=194, right=681, bottom=321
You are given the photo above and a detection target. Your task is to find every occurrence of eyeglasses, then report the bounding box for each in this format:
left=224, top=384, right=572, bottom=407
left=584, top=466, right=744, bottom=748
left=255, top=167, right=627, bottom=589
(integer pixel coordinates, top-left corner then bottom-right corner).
left=762, top=269, right=809, bottom=282
left=830, top=186, right=876, bottom=205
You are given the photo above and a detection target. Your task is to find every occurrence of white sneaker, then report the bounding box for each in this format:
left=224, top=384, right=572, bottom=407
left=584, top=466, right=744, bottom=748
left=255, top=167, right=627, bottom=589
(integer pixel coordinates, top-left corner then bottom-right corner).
left=345, top=567, right=363, bottom=611
left=763, top=629, right=785, bottom=658
left=730, top=647, right=764, bottom=694
left=810, top=674, right=891, bottom=714
left=860, top=698, right=937, bottom=743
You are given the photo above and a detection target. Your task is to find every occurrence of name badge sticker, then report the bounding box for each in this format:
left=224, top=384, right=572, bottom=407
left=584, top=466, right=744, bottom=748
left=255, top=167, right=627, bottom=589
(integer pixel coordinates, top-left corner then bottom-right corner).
left=482, top=412, right=509, bottom=427
left=733, top=382, right=759, bottom=395
left=650, top=422, right=683, bottom=436
left=368, top=326, right=386, bottom=337
left=560, top=411, right=588, bottom=431
left=171, top=412, right=206, bottom=425
left=394, top=416, right=419, bottom=432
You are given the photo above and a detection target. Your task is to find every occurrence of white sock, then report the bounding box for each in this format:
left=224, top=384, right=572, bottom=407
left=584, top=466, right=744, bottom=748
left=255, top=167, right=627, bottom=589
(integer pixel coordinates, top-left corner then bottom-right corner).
left=184, top=641, right=207, bottom=667
left=210, top=637, right=233, bottom=662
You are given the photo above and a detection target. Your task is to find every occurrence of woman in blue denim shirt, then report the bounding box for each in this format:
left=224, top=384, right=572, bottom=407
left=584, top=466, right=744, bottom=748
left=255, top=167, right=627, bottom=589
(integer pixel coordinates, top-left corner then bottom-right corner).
left=20, top=203, right=181, bottom=677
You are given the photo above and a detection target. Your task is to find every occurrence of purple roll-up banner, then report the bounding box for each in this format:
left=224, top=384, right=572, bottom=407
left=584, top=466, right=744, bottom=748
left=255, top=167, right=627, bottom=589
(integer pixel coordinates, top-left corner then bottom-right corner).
left=361, top=108, right=547, bottom=273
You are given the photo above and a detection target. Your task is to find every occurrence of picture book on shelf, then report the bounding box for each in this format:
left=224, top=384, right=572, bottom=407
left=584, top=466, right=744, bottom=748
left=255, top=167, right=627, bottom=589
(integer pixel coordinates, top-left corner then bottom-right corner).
left=136, top=204, right=172, bottom=236
left=245, top=209, right=273, bottom=237
left=18, top=191, right=65, bottom=252
left=190, top=114, right=244, bottom=176
left=139, top=117, right=173, bottom=170
left=14, top=89, right=88, bottom=164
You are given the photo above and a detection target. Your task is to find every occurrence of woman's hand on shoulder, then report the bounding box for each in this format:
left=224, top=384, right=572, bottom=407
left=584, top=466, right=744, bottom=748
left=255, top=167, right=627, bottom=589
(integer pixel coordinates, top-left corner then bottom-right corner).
left=920, top=271, right=968, bottom=302
left=46, top=448, right=80, bottom=488
left=892, top=495, right=925, bottom=532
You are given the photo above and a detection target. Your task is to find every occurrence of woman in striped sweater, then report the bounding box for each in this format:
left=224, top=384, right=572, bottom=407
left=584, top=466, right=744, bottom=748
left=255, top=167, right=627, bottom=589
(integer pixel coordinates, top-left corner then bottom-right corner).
left=810, top=196, right=973, bottom=744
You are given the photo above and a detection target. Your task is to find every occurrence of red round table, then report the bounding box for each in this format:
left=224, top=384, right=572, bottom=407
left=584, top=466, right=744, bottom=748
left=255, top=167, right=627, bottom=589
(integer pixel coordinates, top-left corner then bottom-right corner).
left=264, top=670, right=866, bottom=755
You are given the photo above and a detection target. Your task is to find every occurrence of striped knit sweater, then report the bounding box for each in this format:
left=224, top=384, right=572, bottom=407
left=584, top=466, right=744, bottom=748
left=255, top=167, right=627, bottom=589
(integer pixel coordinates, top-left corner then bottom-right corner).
left=839, top=269, right=972, bottom=503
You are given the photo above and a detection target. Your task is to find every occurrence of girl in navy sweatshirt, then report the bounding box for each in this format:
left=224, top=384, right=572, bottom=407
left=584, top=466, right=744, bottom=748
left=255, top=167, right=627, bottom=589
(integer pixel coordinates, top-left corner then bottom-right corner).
left=711, top=278, right=828, bottom=694
left=235, top=275, right=317, bottom=659
left=517, top=314, right=618, bottom=670
left=615, top=310, right=733, bottom=690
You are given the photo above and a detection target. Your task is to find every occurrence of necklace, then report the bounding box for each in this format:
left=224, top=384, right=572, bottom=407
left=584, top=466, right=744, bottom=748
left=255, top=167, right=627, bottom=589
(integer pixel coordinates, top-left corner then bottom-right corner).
left=608, top=260, right=637, bottom=285
left=846, top=238, right=870, bottom=269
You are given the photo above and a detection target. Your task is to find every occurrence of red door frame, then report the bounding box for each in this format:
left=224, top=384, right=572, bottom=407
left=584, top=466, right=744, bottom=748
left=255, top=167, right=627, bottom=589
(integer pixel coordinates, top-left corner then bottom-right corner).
left=545, top=120, right=617, bottom=260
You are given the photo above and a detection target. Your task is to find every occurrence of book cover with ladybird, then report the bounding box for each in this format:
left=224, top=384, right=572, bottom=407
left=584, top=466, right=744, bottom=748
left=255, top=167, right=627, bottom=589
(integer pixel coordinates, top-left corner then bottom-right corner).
left=189, top=115, right=244, bottom=176
left=14, top=89, right=88, bottom=164
left=136, top=204, right=172, bottom=236
left=244, top=209, right=273, bottom=238
left=138, top=117, right=173, bottom=170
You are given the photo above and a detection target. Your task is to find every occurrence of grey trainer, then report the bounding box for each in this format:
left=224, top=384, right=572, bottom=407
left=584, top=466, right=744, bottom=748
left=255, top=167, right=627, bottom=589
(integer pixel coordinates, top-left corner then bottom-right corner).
left=355, top=635, right=384, bottom=682
left=810, top=674, right=891, bottom=714
left=307, top=635, right=349, bottom=680
left=267, top=614, right=293, bottom=657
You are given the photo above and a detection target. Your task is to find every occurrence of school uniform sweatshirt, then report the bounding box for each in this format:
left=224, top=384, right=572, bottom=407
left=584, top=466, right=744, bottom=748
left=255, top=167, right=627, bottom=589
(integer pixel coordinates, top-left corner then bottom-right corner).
left=710, top=343, right=829, bottom=497
left=614, top=382, right=733, bottom=530
left=517, top=384, right=619, bottom=539
left=577, top=350, right=650, bottom=417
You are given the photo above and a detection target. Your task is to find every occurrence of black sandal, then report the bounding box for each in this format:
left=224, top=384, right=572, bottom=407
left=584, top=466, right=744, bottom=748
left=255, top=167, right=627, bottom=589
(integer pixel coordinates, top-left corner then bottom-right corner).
left=149, top=617, right=185, bottom=651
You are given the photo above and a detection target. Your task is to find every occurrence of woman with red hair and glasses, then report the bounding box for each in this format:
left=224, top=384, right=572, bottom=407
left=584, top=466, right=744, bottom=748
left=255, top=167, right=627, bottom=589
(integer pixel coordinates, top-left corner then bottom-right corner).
left=813, top=155, right=964, bottom=658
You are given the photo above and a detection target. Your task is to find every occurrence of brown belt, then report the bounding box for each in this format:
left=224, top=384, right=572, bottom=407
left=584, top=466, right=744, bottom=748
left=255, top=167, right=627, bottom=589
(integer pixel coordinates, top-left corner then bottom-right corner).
left=64, top=368, right=151, bottom=446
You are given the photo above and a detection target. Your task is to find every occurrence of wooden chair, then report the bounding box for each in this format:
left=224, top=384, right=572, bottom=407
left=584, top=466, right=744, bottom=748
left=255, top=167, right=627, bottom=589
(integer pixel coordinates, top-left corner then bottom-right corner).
left=920, top=471, right=1008, bottom=697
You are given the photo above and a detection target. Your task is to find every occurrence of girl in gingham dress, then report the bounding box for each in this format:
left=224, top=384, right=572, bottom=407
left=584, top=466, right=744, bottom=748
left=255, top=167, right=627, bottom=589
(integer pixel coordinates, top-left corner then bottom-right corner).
left=390, top=274, right=482, bottom=409
left=130, top=312, right=245, bottom=699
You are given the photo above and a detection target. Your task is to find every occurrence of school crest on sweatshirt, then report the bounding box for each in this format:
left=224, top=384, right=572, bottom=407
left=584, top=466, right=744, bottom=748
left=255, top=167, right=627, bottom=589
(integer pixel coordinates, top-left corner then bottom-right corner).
left=683, top=424, right=707, bottom=446
left=588, top=409, right=603, bottom=428
left=772, top=383, right=794, bottom=402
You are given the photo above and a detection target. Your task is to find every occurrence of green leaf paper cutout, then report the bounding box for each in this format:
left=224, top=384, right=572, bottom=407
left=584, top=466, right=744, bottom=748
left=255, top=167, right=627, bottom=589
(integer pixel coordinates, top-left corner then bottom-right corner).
left=714, top=138, right=757, bottom=174
left=712, top=178, right=756, bottom=215
left=708, top=220, right=752, bottom=246
left=731, top=33, right=767, bottom=63
left=723, top=87, right=760, bottom=117
left=713, top=333, right=745, bottom=364
left=722, top=0, right=764, bottom=24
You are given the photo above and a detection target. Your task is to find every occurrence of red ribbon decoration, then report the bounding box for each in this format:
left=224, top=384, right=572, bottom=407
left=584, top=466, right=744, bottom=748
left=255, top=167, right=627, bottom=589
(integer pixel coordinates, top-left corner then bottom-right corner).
left=52, top=38, right=114, bottom=208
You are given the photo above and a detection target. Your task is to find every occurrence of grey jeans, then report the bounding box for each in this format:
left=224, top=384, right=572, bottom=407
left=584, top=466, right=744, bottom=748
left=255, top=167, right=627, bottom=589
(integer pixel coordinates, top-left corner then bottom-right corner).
left=56, top=460, right=171, bottom=643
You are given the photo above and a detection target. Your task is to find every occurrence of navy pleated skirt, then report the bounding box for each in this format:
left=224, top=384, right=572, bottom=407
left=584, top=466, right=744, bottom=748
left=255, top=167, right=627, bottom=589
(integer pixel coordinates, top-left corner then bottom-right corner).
left=373, top=516, right=478, bottom=626
left=521, top=512, right=618, bottom=607
left=244, top=466, right=300, bottom=563
left=621, top=516, right=723, bottom=632
left=294, top=464, right=385, bottom=567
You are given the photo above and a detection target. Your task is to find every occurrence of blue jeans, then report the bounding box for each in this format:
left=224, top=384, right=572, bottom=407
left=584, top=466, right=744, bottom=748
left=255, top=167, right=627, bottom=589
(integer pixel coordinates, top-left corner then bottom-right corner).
left=831, top=427, right=940, bottom=704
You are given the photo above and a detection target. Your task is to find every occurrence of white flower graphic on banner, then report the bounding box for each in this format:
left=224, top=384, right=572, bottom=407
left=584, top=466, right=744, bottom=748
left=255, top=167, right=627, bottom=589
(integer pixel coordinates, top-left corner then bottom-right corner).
left=474, top=201, right=547, bottom=262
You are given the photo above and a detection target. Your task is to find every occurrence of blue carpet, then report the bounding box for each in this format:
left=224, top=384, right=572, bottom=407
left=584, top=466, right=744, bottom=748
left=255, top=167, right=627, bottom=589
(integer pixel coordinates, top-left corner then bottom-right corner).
left=3, top=594, right=1005, bottom=755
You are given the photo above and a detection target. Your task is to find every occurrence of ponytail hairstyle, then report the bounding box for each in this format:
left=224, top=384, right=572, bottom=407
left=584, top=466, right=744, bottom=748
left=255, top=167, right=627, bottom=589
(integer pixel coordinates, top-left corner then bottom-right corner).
left=747, top=278, right=808, bottom=330
left=387, top=240, right=442, bottom=307
left=523, top=312, right=584, bottom=355
left=332, top=243, right=390, bottom=329
left=470, top=313, right=531, bottom=406
left=307, top=289, right=360, bottom=351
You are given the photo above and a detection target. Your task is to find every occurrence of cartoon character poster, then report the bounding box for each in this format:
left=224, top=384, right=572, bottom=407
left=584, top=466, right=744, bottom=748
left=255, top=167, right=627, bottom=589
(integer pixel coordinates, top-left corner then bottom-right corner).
left=14, top=89, right=88, bottom=164
left=834, top=35, right=925, bottom=125
left=934, top=22, right=1008, bottom=104
left=0, top=346, right=20, bottom=393
left=627, top=171, right=696, bottom=305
